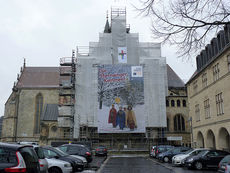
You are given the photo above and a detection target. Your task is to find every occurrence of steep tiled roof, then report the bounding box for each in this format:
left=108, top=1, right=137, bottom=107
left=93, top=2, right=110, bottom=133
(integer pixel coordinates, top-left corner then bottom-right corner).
left=15, top=65, right=184, bottom=89
left=166, top=65, right=185, bottom=88
left=16, top=67, right=59, bottom=88
left=42, top=104, right=59, bottom=121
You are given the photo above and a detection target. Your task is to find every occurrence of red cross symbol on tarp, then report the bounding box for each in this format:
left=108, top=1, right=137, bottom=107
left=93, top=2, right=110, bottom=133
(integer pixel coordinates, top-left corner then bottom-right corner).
left=119, top=50, right=126, bottom=60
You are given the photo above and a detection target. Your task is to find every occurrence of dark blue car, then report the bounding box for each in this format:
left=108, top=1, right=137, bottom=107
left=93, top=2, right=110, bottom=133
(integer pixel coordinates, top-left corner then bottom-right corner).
left=157, top=146, right=191, bottom=163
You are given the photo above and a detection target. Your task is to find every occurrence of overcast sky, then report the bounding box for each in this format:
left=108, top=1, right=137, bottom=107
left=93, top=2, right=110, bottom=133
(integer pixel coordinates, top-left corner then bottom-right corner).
left=0, top=0, right=196, bottom=116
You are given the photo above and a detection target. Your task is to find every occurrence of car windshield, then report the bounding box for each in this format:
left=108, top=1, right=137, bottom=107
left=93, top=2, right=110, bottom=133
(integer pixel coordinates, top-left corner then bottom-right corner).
left=54, top=148, right=69, bottom=156
left=184, top=149, right=194, bottom=154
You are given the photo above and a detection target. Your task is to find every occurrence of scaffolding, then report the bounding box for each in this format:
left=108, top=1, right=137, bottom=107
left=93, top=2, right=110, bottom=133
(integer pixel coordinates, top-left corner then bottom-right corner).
left=58, top=50, right=76, bottom=140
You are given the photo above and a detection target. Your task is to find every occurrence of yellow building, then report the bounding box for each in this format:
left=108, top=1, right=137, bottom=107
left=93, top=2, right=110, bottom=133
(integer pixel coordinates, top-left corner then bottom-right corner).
left=186, top=25, right=230, bottom=151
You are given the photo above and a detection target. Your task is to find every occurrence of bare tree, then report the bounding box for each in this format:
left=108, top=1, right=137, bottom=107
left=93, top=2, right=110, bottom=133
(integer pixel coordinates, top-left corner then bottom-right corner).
left=135, top=0, right=230, bottom=58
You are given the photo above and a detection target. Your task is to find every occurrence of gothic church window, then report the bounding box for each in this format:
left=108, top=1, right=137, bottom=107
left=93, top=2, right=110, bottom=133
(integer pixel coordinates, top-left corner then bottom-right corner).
left=34, top=93, right=43, bottom=134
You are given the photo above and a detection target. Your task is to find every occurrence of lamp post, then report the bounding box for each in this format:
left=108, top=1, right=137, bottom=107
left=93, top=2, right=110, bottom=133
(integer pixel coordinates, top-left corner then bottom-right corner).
left=188, top=117, right=193, bottom=147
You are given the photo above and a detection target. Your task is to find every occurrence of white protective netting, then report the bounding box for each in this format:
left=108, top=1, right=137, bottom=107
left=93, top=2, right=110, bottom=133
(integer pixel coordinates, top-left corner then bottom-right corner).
left=74, top=9, right=167, bottom=138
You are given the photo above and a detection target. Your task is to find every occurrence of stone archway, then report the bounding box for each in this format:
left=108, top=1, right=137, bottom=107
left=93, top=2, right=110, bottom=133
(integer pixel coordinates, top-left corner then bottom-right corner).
left=197, top=131, right=204, bottom=148
left=218, top=127, right=230, bottom=152
left=206, top=129, right=216, bottom=149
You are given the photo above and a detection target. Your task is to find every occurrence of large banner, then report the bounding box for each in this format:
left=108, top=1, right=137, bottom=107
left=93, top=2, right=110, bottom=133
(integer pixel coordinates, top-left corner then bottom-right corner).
left=98, top=64, right=145, bottom=133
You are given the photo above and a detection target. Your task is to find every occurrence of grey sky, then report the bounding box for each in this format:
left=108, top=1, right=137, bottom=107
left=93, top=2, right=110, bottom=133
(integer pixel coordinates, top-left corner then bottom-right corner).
left=0, top=0, right=196, bottom=116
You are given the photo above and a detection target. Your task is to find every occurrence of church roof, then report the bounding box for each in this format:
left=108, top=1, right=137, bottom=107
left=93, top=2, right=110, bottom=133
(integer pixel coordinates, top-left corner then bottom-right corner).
left=16, top=67, right=59, bottom=88
left=15, top=65, right=184, bottom=89
left=42, top=104, right=59, bottom=121
left=166, top=64, right=185, bottom=88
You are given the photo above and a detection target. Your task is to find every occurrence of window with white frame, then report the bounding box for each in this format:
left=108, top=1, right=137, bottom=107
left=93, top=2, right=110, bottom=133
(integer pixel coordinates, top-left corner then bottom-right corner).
left=213, top=63, right=220, bottom=81
left=195, top=104, right=200, bottom=121
left=216, top=92, right=224, bottom=115
left=204, top=99, right=210, bottom=119
left=193, top=80, right=198, bottom=94
left=202, top=73, right=207, bottom=88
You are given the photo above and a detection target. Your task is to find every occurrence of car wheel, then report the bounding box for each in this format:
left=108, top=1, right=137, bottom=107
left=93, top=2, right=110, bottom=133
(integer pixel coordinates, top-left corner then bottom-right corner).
left=194, top=161, right=203, bottom=170
left=49, top=167, right=62, bottom=173
left=163, top=157, right=169, bottom=163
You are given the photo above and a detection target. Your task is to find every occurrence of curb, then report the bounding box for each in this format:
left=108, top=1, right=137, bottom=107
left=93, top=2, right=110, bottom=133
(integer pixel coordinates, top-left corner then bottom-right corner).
left=96, top=156, right=110, bottom=173
left=148, top=158, right=175, bottom=172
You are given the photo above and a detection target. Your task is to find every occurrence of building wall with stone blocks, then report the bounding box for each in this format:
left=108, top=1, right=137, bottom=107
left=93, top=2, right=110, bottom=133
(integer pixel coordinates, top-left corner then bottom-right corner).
left=187, top=46, right=230, bottom=151
left=165, top=88, right=191, bottom=146
left=16, top=89, right=59, bottom=140
left=1, top=92, right=18, bottom=142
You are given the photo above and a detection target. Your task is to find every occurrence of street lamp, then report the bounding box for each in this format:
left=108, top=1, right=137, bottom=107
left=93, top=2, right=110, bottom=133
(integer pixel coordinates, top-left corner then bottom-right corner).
left=188, top=117, right=193, bottom=147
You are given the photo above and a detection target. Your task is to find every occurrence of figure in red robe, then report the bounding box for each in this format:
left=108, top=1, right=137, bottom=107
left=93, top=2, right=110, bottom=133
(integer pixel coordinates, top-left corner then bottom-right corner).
left=108, top=104, right=117, bottom=128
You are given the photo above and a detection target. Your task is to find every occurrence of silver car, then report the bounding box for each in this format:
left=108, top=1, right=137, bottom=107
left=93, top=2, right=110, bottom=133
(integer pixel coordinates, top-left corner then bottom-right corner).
left=172, top=148, right=207, bottom=166
left=46, top=158, right=72, bottom=173
left=34, top=146, right=49, bottom=173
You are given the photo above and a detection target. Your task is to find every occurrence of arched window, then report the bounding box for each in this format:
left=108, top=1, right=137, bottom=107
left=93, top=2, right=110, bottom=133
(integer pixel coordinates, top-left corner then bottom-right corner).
left=166, top=100, right=169, bottom=107
left=174, top=114, right=185, bottom=131
left=177, top=100, right=181, bottom=107
left=171, top=100, right=175, bottom=107
left=167, top=118, right=170, bottom=131
left=34, top=93, right=43, bottom=134
left=183, top=100, right=186, bottom=107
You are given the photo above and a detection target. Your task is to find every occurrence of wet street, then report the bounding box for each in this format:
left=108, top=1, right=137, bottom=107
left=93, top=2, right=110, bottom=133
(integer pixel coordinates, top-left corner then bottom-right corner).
left=98, top=156, right=217, bottom=173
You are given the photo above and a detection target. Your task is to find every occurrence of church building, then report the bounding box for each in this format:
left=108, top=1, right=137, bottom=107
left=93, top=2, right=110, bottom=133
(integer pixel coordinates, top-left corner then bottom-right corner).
left=1, top=8, right=191, bottom=148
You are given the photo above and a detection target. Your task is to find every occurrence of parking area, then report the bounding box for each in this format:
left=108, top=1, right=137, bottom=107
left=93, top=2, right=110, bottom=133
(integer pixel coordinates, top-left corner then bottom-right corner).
left=97, top=156, right=218, bottom=173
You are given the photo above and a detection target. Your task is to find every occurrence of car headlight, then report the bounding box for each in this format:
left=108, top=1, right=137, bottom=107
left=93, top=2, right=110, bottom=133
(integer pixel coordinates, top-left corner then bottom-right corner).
left=187, top=158, right=194, bottom=162
left=75, top=161, right=83, bottom=165
left=64, top=163, right=71, bottom=167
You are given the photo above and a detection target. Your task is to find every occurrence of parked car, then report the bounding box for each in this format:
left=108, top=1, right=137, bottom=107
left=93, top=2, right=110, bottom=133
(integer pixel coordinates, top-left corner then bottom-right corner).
left=45, top=158, right=72, bottom=173
left=55, top=148, right=88, bottom=168
left=150, top=146, right=156, bottom=157
left=225, top=162, right=230, bottom=173
left=17, top=143, right=49, bottom=173
left=184, top=149, right=229, bottom=170
left=218, top=155, right=230, bottom=173
left=95, top=146, right=108, bottom=156
left=57, top=144, right=93, bottom=163
left=155, top=145, right=174, bottom=158
left=172, top=148, right=208, bottom=166
left=41, top=146, right=84, bottom=172
left=157, top=146, right=191, bottom=163
left=34, top=146, right=49, bottom=173
left=0, top=142, right=40, bottom=173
